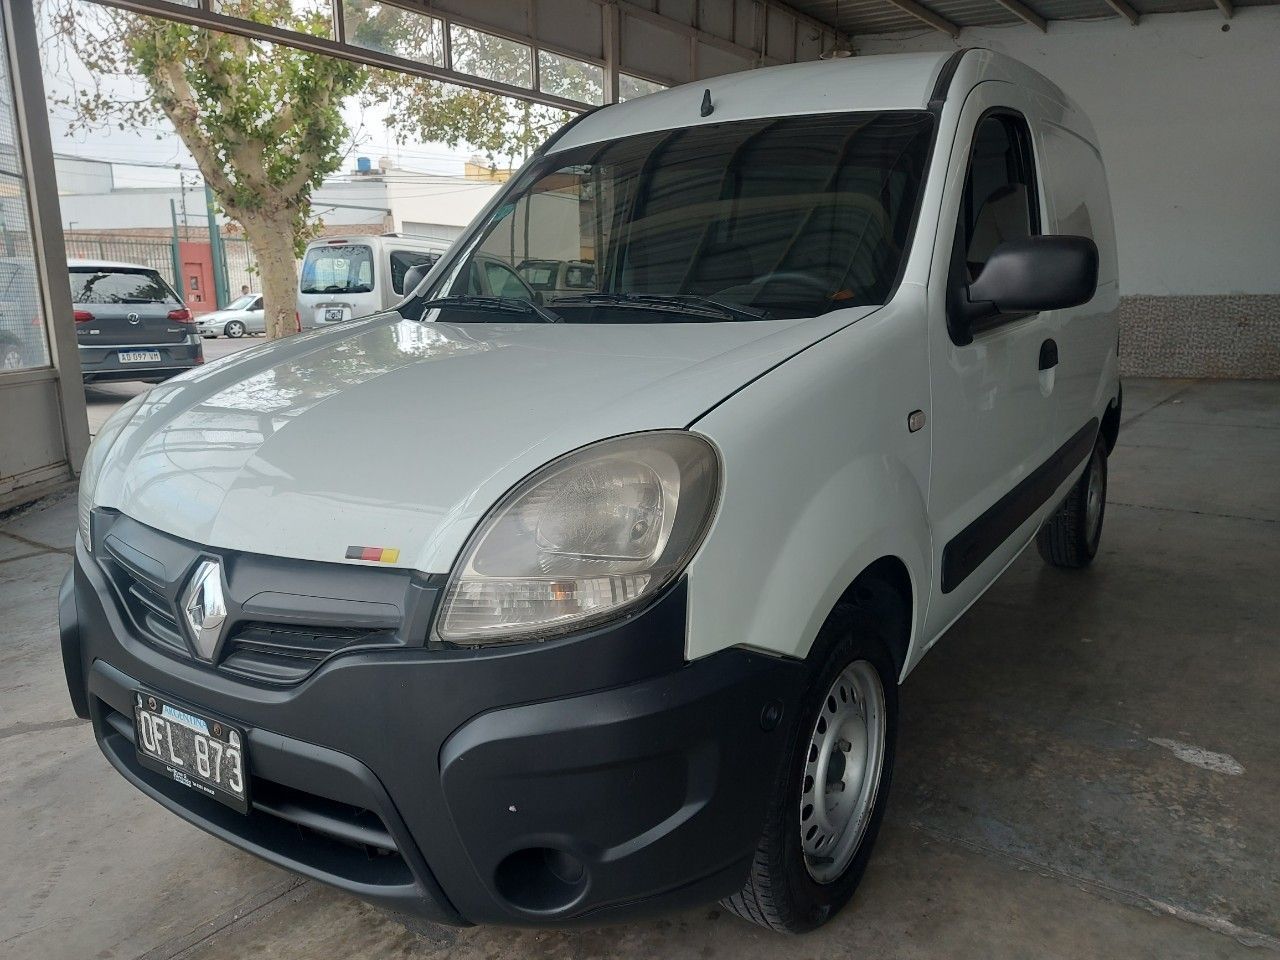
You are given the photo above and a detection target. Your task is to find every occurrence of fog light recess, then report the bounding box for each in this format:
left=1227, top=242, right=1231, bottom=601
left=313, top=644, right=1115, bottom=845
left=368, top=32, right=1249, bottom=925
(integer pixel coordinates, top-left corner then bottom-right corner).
left=494, top=847, right=589, bottom=913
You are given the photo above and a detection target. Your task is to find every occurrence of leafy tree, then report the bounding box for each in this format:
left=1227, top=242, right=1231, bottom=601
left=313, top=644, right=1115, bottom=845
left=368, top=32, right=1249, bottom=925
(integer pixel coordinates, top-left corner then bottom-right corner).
left=43, top=0, right=587, bottom=338
left=46, top=0, right=363, bottom=338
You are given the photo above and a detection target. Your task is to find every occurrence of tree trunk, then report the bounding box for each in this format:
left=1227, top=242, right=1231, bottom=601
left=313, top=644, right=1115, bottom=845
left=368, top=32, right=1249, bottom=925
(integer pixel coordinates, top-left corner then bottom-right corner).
left=241, top=213, right=300, bottom=340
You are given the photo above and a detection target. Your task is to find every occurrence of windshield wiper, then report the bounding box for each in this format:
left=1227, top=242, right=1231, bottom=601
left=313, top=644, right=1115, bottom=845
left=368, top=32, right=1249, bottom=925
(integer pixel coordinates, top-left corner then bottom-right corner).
left=548, top=292, right=771, bottom=322
left=419, top=295, right=563, bottom=324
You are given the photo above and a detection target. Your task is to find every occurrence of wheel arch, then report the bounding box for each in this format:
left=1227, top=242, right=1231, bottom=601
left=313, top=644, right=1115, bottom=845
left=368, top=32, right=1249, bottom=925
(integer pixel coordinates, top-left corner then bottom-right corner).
left=832, top=556, right=914, bottom=681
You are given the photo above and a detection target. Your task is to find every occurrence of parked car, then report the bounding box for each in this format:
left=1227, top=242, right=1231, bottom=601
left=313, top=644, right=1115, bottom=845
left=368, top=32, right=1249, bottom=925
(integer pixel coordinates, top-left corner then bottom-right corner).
left=62, top=51, right=1119, bottom=934
left=196, top=293, right=265, bottom=338
left=298, top=233, right=449, bottom=328
left=515, top=258, right=596, bottom=299
left=0, top=257, right=47, bottom=370
left=69, top=259, right=203, bottom=383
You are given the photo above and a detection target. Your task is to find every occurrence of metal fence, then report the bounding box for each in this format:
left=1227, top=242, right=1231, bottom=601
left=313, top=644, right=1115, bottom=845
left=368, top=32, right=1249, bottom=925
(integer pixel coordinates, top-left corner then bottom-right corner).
left=63, top=232, right=260, bottom=303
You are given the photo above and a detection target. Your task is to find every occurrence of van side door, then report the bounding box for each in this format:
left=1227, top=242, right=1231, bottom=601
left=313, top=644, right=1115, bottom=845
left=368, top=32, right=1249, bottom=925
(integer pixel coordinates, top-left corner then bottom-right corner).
left=1034, top=116, right=1120, bottom=455
left=922, top=89, right=1058, bottom=640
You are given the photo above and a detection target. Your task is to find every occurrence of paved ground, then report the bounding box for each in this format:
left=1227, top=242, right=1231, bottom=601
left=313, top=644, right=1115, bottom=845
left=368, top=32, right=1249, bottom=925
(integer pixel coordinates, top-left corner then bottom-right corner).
left=2, top=378, right=1276, bottom=960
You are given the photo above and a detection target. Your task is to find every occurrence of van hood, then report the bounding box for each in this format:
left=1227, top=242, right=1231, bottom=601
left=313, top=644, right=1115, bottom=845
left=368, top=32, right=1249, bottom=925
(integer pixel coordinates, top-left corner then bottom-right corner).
left=94, top=309, right=875, bottom=572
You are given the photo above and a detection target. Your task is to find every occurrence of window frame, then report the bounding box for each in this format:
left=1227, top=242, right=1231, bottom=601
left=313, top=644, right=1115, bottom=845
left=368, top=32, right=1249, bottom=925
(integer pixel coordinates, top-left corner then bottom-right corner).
left=422, top=110, right=940, bottom=321
left=389, top=249, right=441, bottom=296
left=946, top=107, right=1044, bottom=344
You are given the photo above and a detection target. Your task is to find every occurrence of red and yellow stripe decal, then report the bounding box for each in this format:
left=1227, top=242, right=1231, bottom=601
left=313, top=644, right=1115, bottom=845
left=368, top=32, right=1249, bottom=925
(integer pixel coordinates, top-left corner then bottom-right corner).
left=345, top=545, right=400, bottom=564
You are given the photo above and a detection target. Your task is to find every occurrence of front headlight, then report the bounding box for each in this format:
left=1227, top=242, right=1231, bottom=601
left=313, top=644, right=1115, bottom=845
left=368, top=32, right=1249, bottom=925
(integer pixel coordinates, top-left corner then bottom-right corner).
left=78, top=394, right=146, bottom=549
left=437, top=431, right=720, bottom=644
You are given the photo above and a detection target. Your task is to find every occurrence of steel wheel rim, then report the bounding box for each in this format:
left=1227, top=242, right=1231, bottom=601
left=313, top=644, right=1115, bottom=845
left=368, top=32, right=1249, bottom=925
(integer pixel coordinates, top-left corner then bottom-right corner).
left=799, top=659, right=886, bottom=883
left=228, top=322, right=244, bottom=337
left=1085, top=453, right=1104, bottom=541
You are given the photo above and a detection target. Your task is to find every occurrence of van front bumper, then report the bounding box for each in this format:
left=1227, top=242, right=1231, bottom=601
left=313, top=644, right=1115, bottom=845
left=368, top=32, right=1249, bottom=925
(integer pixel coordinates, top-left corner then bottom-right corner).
left=60, top=535, right=805, bottom=926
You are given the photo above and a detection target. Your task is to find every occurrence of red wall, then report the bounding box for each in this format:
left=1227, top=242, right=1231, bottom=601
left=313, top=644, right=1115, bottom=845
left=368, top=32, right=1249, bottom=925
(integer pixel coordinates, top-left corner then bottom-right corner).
left=177, top=241, right=216, bottom=314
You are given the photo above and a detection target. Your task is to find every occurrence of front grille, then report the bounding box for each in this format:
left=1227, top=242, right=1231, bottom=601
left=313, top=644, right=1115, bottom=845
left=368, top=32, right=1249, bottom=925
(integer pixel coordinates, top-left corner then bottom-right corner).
left=221, top=622, right=396, bottom=683
left=91, top=512, right=429, bottom=683
left=101, top=539, right=187, bottom=654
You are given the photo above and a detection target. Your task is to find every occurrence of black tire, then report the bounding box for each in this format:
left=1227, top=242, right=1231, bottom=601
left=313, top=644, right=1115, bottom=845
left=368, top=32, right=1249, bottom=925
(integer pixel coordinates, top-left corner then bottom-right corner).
left=225, top=320, right=246, bottom=338
left=1036, top=434, right=1107, bottom=568
left=722, top=588, right=900, bottom=933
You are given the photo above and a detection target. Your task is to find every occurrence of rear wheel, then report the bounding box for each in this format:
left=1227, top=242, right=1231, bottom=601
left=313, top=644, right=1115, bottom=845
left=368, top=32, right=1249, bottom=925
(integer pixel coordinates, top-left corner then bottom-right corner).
left=1036, top=434, right=1107, bottom=568
left=225, top=320, right=247, bottom=338
left=722, top=594, right=899, bottom=933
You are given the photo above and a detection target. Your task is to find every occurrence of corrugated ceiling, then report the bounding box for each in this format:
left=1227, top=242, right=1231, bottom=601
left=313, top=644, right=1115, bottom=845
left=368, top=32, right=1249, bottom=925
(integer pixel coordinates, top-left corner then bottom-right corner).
left=787, top=0, right=1273, bottom=37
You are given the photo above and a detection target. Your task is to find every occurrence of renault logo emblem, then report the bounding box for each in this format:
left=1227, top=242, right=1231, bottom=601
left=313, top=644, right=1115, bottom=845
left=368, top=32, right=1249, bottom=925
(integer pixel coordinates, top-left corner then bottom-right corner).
left=183, top=559, right=227, bottom=660
left=127, top=312, right=141, bottom=324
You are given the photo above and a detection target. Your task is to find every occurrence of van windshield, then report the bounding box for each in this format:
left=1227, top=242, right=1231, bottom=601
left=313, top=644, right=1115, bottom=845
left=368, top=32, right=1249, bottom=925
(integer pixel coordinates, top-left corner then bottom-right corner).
left=430, top=111, right=933, bottom=322
left=300, top=244, right=374, bottom=294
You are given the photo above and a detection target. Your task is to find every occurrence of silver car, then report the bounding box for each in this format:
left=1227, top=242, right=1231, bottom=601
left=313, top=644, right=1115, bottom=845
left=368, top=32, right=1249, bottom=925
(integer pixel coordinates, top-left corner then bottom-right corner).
left=196, top=293, right=265, bottom=338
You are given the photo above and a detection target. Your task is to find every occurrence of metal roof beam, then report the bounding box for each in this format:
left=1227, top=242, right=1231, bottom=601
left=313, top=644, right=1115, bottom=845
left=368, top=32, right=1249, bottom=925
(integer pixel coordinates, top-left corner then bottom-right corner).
left=990, top=0, right=1047, bottom=31
left=88, top=0, right=594, bottom=108
left=1101, top=0, right=1140, bottom=25
left=879, top=0, right=961, bottom=37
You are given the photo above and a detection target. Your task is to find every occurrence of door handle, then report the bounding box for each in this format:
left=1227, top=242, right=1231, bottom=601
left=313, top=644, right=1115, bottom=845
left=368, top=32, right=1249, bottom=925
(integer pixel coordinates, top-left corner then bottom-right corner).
left=1038, top=339, right=1059, bottom=371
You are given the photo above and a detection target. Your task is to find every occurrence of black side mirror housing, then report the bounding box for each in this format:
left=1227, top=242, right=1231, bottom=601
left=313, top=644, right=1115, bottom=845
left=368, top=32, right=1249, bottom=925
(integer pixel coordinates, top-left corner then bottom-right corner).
left=948, top=235, right=1099, bottom=345
left=402, top=263, right=432, bottom=296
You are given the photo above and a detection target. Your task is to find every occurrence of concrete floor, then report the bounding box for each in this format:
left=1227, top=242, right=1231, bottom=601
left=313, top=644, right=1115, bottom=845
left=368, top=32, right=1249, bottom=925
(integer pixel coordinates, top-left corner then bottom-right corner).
left=2, top=378, right=1277, bottom=960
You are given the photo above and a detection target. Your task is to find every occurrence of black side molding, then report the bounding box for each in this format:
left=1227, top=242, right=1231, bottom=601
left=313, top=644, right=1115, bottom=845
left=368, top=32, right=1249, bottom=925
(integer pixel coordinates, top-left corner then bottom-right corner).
left=941, top=418, right=1099, bottom=593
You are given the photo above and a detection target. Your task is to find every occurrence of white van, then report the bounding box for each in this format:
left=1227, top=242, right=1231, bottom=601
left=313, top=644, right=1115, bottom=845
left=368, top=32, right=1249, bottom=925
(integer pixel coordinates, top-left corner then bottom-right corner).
left=66, top=51, right=1119, bottom=934
left=297, top=233, right=450, bottom=328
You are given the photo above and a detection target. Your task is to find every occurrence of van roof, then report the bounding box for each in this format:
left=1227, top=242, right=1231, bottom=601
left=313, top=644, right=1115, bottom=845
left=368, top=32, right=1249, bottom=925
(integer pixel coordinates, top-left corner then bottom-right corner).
left=552, top=53, right=955, bottom=153
left=66, top=258, right=160, bottom=272
left=551, top=50, right=1076, bottom=154
left=306, top=235, right=451, bottom=249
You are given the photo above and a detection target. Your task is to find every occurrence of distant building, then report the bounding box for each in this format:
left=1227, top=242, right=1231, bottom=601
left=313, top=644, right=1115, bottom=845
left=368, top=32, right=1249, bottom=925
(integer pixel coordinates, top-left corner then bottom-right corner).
left=54, top=154, right=503, bottom=244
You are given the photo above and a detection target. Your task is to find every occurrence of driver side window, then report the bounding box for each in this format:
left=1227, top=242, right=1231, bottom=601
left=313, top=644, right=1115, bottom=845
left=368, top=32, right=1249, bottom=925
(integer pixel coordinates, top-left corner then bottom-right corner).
left=959, top=113, right=1040, bottom=282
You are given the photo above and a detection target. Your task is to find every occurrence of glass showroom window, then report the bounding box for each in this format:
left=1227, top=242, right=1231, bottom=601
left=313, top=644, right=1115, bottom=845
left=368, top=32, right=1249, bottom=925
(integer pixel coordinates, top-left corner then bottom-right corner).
left=0, top=10, right=51, bottom=373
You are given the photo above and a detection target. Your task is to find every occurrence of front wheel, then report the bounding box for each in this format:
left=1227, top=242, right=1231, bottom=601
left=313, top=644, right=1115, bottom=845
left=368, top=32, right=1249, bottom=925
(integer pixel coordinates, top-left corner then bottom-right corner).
left=1036, top=434, right=1107, bottom=568
left=225, top=320, right=247, bottom=338
left=722, top=598, right=899, bottom=933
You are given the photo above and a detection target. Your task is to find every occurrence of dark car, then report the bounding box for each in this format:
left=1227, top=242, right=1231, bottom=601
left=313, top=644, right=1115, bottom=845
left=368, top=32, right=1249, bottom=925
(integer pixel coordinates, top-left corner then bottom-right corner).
left=70, top=259, right=203, bottom=383
left=0, top=256, right=49, bottom=370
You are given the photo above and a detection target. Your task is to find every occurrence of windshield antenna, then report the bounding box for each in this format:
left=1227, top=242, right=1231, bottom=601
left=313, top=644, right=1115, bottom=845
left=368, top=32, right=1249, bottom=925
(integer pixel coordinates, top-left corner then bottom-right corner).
left=700, top=89, right=714, bottom=117
left=821, top=0, right=853, bottom=59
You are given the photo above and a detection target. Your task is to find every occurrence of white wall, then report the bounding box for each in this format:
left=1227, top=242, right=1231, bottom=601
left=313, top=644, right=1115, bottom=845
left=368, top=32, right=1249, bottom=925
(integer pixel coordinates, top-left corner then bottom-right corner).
left=317, top=173, right=501, bottom=236
left=856, top=7, right=1280, bottom=297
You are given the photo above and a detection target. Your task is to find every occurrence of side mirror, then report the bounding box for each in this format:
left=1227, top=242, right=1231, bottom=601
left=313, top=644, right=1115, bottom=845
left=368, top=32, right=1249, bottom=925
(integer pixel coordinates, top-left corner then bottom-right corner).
left=402, top=263, right=432, bottom=296
left=949, top=235, right=1098, bottom=344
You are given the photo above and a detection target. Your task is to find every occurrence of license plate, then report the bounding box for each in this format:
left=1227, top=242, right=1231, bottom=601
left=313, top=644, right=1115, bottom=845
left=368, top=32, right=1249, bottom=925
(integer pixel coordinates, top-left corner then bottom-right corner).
left=134, top=690, right=249, bottom=813
left=119, top=350, right=162, bottom=364
left=324, top=308, right=344, bottom=322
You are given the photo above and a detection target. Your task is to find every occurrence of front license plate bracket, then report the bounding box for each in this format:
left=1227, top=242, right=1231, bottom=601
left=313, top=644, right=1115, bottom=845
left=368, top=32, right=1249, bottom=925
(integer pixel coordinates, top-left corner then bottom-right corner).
left=133, top=690, right=250, bottom=814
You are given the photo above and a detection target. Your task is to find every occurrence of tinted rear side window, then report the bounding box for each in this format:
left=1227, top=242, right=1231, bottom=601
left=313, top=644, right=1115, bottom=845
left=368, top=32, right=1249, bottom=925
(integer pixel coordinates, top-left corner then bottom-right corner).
left=68, top=269, right=178, bottom=304
left=390, top=250, right=440, bottom=295
left=960, top=113, right=1040, bottom=278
